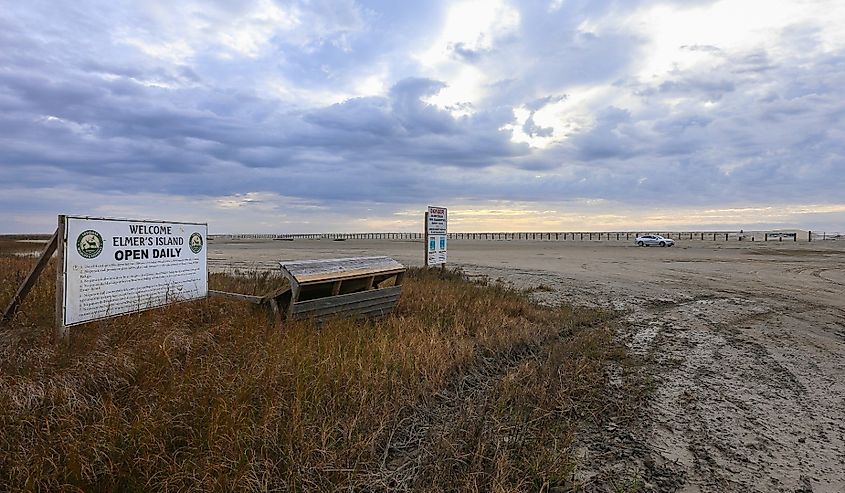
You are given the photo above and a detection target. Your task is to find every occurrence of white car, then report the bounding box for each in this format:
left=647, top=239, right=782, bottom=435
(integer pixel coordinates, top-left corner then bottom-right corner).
left=635, top=234, right=675, bottom=247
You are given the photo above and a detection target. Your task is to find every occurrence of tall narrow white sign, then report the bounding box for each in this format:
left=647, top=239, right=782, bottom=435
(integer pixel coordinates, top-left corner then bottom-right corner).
left=62, top=216, right=208, bottom=327
left=426, top=206, right=447, bottom=266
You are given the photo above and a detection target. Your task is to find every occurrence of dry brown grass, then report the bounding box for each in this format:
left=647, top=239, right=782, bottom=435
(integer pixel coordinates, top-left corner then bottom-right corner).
left=209, top=269, right=287, bottom=297
left=0, top=250, right=631, bottom=492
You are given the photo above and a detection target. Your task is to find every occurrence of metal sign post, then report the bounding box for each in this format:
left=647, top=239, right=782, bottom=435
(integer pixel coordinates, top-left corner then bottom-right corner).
left=424, top=211, right=429, bottom=267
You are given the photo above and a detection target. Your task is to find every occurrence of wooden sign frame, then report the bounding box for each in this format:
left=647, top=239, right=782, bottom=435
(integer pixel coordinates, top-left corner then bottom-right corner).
left=55, top=215, right=67, bottom=341
left=0, top=215, right=66, bottom=341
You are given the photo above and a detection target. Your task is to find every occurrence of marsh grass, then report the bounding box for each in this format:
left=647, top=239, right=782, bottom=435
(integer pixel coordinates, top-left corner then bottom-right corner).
left=1, top=251, right=629, bottom=491
left=0, top=236, right=51, bottom=258
left=209, top=269, right=287, bottom=296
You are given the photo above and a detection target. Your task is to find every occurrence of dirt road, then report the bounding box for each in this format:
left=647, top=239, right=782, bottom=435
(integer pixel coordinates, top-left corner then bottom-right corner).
left=210, top=238, right=845, bottom=492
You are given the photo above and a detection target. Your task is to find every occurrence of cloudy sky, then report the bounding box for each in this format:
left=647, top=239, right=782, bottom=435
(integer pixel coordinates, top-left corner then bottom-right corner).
left=1, top=0, right=843, bottom=233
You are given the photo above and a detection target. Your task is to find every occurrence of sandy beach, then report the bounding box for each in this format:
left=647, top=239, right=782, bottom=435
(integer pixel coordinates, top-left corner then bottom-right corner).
left=210, top=237, right=845, bottom=492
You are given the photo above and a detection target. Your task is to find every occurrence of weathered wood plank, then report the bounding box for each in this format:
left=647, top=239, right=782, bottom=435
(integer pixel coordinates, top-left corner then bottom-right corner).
left=269, top=298, right=283, bottom=328
left=298, top=304, right=395, bottom=323
left=287, top=278, right=301, bottom=318
left=55, top=216, right=67, bottom=342
left=280, top=256, right=404, bottom=285
left=291, top=296, right=400, bottom=318
left=209, top=290, right=264, bottom=304
left=283, top=256, right=399, bottom=275
left=291, top=267, right=405, bottom=285
left=290, top=285, right=401, bottom=313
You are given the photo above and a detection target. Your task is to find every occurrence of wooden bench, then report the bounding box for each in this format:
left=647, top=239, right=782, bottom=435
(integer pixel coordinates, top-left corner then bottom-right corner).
left=279, top=256, right=405, bottom=323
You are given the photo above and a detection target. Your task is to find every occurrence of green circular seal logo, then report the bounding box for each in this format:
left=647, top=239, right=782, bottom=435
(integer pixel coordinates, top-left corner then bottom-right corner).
left=76, top=230, right=103, bottom=259
left=189, top=232, right=204, bottom=254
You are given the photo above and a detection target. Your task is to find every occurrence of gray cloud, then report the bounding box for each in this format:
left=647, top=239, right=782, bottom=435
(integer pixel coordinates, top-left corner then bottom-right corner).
left=0, top=0, right=843, bottom=232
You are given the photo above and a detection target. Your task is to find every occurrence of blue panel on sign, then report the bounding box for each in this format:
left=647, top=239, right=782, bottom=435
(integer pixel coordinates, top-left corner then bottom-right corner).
left=429, top=239, right=436, bottom=250
left=440, top=237, right=446, bottom=249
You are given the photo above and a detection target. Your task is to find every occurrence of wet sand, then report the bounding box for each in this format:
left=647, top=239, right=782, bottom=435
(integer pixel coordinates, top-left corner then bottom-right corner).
left=210, top=237, right=845, bottom=492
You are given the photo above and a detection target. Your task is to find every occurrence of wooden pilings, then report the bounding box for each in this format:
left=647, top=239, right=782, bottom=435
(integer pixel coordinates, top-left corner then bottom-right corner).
left=216, top=231, right=812, bottom=242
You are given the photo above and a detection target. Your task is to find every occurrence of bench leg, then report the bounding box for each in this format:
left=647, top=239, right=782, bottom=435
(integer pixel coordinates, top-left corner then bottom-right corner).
left=269, top=298, right=283, bottom=330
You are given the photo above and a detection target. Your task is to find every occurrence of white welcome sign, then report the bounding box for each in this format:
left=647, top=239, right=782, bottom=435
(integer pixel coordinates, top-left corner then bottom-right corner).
left=61, top=216, right=208, bottom=327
